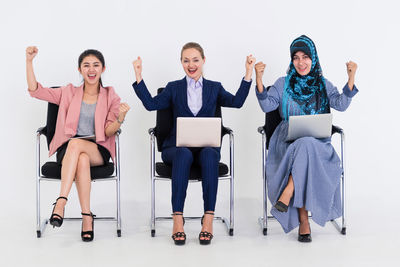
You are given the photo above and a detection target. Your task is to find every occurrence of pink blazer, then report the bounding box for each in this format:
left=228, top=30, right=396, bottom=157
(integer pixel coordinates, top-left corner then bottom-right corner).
left=29, top=83, right=120, bottom=162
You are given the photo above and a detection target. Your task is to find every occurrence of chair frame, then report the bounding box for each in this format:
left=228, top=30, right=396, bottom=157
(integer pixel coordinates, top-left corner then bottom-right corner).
left=148, top=127, right=235, bottom=237
left=35, top=127, right=122, bottom=238
left=257, top=121, right=347, bottom=236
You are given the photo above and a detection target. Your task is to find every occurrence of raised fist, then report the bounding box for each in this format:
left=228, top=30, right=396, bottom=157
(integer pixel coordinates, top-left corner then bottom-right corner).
left=255, top=62, right=266, bottom=78
left=132, top=56, right=142, bottom=76
left=26, top=46, right=38, bottom=61
left=346, top=61, right=357, bottom=78
left=118, top=102, right=130, bottom=121
left=246, top=54, right=256, bottom=71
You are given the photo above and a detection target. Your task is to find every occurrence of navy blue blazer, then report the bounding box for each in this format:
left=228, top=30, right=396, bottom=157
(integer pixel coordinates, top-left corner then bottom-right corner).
left=132, top=77, right=251, bottom=149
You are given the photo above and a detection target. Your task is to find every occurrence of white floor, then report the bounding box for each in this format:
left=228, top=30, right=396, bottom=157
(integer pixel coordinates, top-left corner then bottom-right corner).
left=2, top=191, right=399, bottom=267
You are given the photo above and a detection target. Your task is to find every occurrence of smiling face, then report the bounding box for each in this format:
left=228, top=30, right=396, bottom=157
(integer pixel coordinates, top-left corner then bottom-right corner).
left=79, top=55, right=105, bottom=86
left=181, top=48, right=205, bottom=81
left=292, top=51, right=312, bottom=76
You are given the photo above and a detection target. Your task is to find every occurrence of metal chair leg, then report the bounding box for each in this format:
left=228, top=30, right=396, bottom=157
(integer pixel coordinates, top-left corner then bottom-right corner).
left=258, top=131, right=268, bottom=235
left=115, top=134, right=122, bottom=237
left=36, top=132, right=45, bottom=238
left=150, top=132, right=156, bottom=237
left=330, top=129, right=347, bottom=235
left=116, top=177, right=121, bottom=237
left=340, top=131, right=346, bottom=235
left=229, top=131, right=234, bottom=236
left=151, top=178, right=156, bottom=237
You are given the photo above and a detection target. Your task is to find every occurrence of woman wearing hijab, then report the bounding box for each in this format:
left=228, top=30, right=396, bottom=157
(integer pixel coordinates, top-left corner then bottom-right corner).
left=255, top=35, right=358, bottom=242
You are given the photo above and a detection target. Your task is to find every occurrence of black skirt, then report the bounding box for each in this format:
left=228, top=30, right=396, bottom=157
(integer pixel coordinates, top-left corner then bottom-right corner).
left=56, top=139, right=111, bottom=165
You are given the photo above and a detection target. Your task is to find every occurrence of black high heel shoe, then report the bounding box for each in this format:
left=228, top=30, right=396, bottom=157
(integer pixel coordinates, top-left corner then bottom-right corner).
left=81, top=212, right=96, bottom=242
left=199, top=211, right=214, bottom=245
left=275, top=180, right=294, bottom=213
left=274, top=201, right=288, bottom=213
left=49, top=196, right=68, bottom=228
left=171, top=213, right=186, bottom=245
left=298, top=224, right=312, bottom=243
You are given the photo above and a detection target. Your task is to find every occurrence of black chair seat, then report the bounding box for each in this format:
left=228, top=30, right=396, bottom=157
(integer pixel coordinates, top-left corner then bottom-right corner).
left=41, top=162, right=115, bottom=179
left=155, top=162, right=229, bottom=180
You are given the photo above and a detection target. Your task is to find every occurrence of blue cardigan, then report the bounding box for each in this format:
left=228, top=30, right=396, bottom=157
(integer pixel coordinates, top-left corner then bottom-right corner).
left=132, top=77, right=251, bottom=149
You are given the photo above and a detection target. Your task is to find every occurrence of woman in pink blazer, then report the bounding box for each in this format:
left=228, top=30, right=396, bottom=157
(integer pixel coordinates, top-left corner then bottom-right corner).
left=26, top=47, right=130, bottom=242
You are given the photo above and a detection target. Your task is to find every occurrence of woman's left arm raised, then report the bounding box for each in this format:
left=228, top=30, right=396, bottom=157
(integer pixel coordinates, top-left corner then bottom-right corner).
left=346, top=61, right=357, bottom=91
left=327, top=61, right=359, bottom=111
left=218, top=55, right=255, bottom=107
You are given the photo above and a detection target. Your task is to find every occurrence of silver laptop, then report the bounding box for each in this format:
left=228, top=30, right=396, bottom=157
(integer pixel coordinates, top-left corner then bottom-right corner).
left=287, top=113, right=332, bottom=141
left=176, top=117, right=221, bottom=147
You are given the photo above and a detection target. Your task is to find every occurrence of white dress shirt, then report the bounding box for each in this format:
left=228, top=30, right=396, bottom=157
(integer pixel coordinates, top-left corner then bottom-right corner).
left=186, top=76, right=203, bottom=116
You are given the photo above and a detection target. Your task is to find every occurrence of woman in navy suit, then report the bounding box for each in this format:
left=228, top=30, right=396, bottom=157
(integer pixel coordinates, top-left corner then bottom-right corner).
left=132, top=42, right=255, bottom=245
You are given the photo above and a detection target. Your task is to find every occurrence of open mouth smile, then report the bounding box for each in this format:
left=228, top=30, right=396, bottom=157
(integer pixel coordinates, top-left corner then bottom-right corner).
left=297, top=66, right=308, bottom=72
left=188, top=68, right=197, bottom=75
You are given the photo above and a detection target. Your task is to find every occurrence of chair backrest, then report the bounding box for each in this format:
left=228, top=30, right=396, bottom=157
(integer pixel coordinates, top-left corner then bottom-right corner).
left=154, top=87, right=227, bottom=152
left=263, top=86, right=282, bottom=148
left=43, top=87, right=61, bottom=149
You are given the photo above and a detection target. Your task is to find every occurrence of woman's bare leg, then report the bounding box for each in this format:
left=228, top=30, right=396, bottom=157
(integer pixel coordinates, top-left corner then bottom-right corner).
left=172, top=212, right=185, bottom=241
left=52, top=139, right=103, bottom=220
left=298, top=207, right=311, bottom=234
left=199, top=211, right=214, bottom=241
left=75, top=152, right=103, bottom=238
left=277, top=174, right=294, bottom=206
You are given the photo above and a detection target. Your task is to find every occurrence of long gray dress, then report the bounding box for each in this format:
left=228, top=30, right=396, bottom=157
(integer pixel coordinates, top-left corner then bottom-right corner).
left=256, top=77, right=358, bottom=233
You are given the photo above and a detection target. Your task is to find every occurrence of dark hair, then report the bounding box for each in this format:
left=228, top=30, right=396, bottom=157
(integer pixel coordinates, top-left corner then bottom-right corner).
left=78, top=49, right=105, bottom=86
left=181, top=42, right=205, bottom=60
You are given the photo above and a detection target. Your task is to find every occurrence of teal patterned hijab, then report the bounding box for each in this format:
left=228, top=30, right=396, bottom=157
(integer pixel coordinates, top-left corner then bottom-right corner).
left=282, top=35, right=330, bottom=121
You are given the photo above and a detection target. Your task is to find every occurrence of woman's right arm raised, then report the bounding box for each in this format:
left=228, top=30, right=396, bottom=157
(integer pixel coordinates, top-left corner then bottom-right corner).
left=26, top=46, right=38, bottom=91
left=131, top=56, right=171, bottom=111
left=255, top=61, right=266, bottom=93
left=132, top=56, right=143, bottom=84
left=254, top=61, right=280, bottom=113
left=26, top=46, right=62, bottom=105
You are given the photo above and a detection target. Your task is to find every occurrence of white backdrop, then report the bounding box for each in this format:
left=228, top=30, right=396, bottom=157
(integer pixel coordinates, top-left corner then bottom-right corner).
left=1, top=0, right=399, bottom=265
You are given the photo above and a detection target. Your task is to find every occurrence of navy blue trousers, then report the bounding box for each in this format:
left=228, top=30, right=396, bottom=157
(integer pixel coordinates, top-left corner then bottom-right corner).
left=161, top=147, right=221, bottom=213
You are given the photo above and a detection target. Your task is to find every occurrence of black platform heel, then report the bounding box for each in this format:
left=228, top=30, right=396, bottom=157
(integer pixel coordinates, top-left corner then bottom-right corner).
left=49, top=196, right=68, bottom=228
left=199, top=211, right=214, bottom=245
left=171, top=213, right=186, bottom=245
left=81, top=212, right=96, bottom=242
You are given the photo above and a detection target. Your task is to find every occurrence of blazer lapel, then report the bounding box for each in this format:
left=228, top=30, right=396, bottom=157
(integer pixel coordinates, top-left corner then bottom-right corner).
left=197, top=78, right=211, bottom=116
left=179, top=77, right=195, bottom=116
left=64, top=85, right=83, bottom=136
